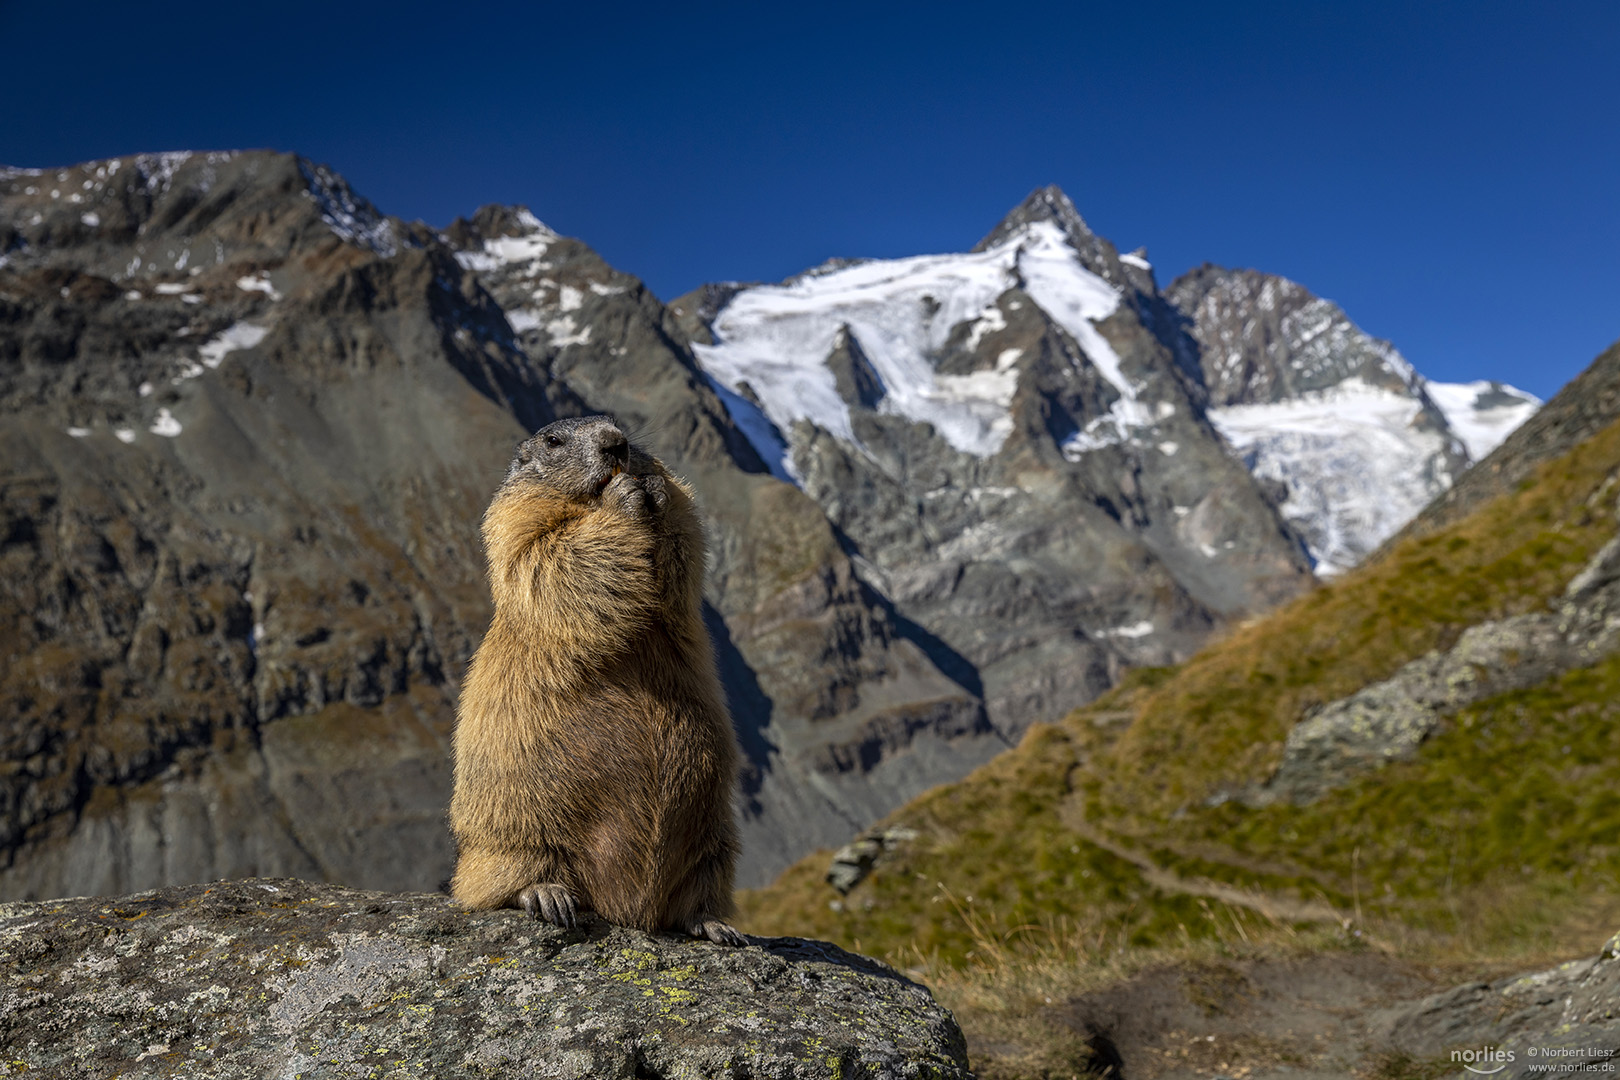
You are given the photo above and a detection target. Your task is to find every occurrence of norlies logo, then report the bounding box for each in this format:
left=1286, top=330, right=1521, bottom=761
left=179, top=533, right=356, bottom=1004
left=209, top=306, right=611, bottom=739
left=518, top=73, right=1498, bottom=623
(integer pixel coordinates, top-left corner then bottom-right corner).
left=1454, top=1045, right=1516, bottom=1074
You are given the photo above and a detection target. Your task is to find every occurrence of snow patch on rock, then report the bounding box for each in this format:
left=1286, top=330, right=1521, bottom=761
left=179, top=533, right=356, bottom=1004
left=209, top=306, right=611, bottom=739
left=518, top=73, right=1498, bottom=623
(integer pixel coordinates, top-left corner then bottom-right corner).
left=196, top=322, right=269, bottom=371
left=543, top=316, right=591, bottom=347
left=507, top=309, right=542, bottom=333
left=236, top=274, right=282, bottom=301
left=131, top=152, right=193, bottom=196
left=453, top=213, right=557, bottom=273
left=702, top=375, right=794, bottom=483
left=150, top=409, right=182, bottom=437
left=1425, top=380, right=1541, bottom=462
left=299, top=160, right=397, bottom=257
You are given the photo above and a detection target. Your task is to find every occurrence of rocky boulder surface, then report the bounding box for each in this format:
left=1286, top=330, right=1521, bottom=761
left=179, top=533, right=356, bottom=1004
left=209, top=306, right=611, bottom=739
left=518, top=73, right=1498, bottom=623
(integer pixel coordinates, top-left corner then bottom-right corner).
left=1241, top=516, right=1620, bottom=806
left=1383, top=931, right=1620, bottom=1079
left=0, top=877, right=969, bottom=1079
left=1032, top=930, right=1620, bottom=1080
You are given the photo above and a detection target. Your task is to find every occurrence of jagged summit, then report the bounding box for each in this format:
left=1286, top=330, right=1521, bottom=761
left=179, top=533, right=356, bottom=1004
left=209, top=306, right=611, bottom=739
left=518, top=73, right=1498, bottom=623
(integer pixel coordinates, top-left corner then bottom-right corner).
left=442, top=203, right=555, bottom=248
left=0, top=149, right=412, bottom=281
left=973, top=184, right=1132, bottom=288
left=1167, top=263, right=1424, bottom=405
left=973, top=184, right=1094, bottom=251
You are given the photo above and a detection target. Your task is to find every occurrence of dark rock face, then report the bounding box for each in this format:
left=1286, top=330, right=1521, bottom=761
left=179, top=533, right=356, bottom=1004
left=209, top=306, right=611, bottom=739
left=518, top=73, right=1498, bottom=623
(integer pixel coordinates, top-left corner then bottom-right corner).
left=0, top=878, right=970, bottom=1079
left=826, top=324, right=887, bottom=409
left=0, top=153, right=545, bottom=901
left=1166, top=265, right=1435, bottom=408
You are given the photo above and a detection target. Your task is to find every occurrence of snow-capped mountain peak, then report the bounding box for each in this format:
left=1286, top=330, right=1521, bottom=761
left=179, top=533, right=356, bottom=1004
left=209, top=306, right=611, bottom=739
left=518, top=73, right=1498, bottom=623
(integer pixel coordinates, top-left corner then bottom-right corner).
left=448, top=206, right=558, bottom=273
left=1169, top=264, right=1539, bottom=573
left=974, top=184, right=1136, bottom=291
left=691, top=215, right=1135, bottom=472
left=691, top=195, right=1539, bottom=580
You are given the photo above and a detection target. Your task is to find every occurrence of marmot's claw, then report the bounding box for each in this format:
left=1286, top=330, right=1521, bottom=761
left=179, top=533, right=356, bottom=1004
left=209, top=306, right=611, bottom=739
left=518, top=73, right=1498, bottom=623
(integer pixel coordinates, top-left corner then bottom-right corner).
left=643, top=474, right=669, bottom=514
left=602, top=473, right=650, bottom=520
left=518, top=883, right=578, bottom=928
left=690, top=917, right=747, bottom=947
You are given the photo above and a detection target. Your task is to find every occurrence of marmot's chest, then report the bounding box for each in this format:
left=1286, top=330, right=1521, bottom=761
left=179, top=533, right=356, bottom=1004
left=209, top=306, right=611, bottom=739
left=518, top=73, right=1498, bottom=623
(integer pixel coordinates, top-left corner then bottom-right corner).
left=567, top=663, right=725, bottom=784
left=567, top=707, right=728, bottom=863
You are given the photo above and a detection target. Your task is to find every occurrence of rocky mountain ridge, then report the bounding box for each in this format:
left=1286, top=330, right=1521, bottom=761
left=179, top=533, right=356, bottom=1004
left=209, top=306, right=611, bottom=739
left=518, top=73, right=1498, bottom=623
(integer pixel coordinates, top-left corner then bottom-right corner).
left=0, top=154, right=1536, bottom=901
left=674, top=187, right=1538, bottom=583
left=1169, top=263, right=1538, bottom=572
left=674, top=187, right=1320, bottom=754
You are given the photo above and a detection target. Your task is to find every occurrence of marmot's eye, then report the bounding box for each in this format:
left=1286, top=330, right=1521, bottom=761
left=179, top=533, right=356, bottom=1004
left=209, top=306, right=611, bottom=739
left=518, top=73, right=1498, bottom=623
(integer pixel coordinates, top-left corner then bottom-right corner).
left=544, top=435, right=564, bottom=448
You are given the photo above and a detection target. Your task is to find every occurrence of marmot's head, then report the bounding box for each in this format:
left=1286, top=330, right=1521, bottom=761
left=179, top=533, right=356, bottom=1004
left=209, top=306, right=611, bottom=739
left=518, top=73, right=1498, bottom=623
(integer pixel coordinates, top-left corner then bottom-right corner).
left=504, top=416, right=658, bottom=501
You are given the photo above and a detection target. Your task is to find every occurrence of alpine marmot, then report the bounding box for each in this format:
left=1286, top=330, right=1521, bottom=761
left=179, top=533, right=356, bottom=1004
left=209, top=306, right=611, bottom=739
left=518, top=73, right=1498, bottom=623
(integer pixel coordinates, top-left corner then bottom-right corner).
left=449, top=415, right=744, bottom=945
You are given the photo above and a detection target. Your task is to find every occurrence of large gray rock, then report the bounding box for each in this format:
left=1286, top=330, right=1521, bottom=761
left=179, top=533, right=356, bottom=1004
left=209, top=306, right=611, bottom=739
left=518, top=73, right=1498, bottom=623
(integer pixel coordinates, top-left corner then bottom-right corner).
left=1382, top=930, right=1620, bottom=1078
left=0, top=878, right=969, bottom=1079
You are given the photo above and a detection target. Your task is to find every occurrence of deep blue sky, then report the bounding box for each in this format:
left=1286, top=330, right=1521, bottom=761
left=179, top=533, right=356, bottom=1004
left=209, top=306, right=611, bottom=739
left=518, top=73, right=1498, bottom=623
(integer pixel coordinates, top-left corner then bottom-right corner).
left=3, top=1, right=1616, bottom=398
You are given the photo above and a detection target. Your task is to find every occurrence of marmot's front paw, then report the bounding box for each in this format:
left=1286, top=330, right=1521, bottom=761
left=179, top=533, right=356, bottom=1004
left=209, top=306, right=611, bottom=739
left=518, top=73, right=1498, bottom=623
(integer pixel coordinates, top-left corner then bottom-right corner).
left=642, top=474, right=669, bottom=515
left=601, top=473, right=650, bottom=520
left=688, top=917, right=747, bottom=946
left=518, top=883, right=579, bottom=928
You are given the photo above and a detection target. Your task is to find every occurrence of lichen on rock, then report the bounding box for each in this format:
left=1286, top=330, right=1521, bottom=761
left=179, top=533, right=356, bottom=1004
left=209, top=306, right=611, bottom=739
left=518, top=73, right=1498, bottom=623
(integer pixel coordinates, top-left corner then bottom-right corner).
left=0, top=878, right=969, bottom=1079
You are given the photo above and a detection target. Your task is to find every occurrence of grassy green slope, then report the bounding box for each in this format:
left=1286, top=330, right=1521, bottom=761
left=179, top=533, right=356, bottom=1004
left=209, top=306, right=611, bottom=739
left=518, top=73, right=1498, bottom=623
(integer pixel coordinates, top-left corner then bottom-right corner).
left=739, top=384, right=1620, bottom=975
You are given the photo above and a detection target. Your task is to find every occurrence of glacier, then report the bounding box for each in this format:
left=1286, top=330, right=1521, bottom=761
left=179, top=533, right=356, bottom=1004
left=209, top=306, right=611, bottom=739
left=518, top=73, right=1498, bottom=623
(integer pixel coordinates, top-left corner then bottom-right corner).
left=691, top=220, right=1132, bottom=469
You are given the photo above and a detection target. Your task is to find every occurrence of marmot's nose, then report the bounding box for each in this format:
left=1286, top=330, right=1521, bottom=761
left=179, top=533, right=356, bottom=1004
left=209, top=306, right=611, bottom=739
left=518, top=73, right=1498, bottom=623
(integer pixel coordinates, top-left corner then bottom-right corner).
left=595, top=428, right=629, bottom=466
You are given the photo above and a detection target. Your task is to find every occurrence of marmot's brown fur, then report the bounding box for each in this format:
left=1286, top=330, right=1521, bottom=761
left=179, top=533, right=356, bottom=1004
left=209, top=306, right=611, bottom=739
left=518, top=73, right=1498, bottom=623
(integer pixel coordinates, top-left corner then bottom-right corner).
left=449, top=415, right=743, bottom=945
